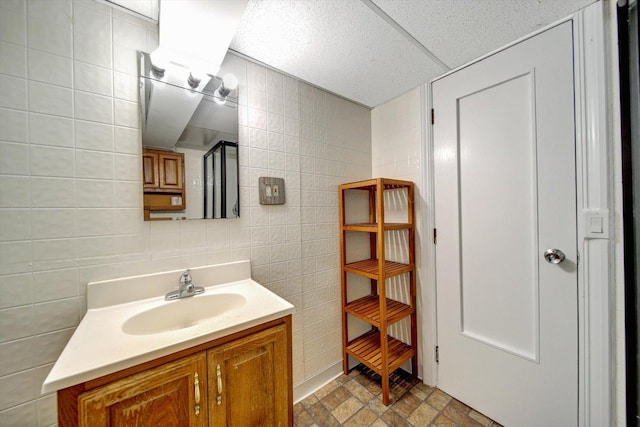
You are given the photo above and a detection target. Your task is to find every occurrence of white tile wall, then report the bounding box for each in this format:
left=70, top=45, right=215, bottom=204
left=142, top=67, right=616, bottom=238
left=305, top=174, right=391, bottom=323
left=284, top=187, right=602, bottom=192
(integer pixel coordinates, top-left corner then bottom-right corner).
left=0, top=41, right=27, bottom=78
left=27, top=49, right=72, bottom=88
left=29, top=114, right=74, bottom=148
left=0, top=109, right=29, bottom=142
left=371, top=87, right=424, bottom=358
left=0, top=0, right=371, bottom=424
left=28, top=82, right=73, bottom=117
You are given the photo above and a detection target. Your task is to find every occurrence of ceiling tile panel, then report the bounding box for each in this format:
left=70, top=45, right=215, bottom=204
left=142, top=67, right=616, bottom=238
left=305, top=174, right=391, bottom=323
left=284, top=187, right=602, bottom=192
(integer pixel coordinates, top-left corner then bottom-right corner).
left=231, top=0, right=596, bottom=107
left=231, top=0, right=445, bottom=107
left=371, top=0, right=595, bottom=68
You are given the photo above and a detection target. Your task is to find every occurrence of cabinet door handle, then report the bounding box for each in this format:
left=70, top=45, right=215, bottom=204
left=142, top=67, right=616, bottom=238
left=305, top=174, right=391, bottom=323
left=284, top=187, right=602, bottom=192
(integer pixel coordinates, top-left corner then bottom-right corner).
left=194, top=372, right=201, bottom=416
left=216, top=364, right=223, bottom=406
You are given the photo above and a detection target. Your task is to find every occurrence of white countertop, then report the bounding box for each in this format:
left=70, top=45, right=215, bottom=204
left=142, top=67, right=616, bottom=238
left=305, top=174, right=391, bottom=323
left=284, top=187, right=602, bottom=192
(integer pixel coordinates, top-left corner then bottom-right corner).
left=42, top=261, right=294, bottom=394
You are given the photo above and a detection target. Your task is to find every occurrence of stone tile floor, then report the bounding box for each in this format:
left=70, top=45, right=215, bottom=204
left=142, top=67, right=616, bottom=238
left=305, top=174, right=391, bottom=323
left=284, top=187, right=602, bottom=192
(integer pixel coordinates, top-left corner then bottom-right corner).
left=294, top=365, right=502, bottom=426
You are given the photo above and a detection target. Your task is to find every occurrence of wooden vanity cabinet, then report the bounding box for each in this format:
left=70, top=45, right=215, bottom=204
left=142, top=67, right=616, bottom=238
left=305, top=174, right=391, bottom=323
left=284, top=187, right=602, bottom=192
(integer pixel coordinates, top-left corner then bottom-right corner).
left=208, top=324, right=288, bottom=427
left=58, top=317, right=292, bottom=427
left=77, top=353, right=207, bottom=427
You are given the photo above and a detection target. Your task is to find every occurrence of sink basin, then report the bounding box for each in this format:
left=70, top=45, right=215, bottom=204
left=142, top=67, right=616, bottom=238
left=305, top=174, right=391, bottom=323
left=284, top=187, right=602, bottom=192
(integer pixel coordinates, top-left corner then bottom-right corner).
left=122, top=293, right=247, bottom=335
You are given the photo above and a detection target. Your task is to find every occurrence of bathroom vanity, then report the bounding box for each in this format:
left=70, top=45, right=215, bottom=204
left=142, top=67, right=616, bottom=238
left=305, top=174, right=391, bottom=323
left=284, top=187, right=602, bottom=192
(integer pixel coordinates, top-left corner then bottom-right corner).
left=42, top=261, right=294, bottom=427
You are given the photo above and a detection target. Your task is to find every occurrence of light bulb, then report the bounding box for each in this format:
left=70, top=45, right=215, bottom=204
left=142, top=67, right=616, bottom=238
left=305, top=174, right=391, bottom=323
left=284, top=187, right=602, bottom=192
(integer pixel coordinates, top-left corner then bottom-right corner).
left=150, top=48, right=169, bottom=79
left=187, top=68, right=205, bottom=89
left=222, top=73, right=238, bottom=91
left=189, top=66, right=207, bottom=83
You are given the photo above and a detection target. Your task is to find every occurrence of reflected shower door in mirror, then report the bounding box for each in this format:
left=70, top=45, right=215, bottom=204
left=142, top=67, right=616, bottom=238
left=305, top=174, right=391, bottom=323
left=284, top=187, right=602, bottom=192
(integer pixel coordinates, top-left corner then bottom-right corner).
left=204, top=141, right=239, bottom=219
left=138, top=51, right=240, bottom=220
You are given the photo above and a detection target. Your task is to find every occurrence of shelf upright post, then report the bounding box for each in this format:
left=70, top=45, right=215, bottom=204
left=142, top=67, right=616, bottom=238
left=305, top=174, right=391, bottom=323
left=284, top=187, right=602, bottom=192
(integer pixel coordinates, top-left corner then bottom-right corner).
left=408, top=183, right=418, bottom=375
left=376, top=179, right=391, bottom=404
left=369, top=188, right=378, bottom=298
left=339, top=184, right=349, bottom=375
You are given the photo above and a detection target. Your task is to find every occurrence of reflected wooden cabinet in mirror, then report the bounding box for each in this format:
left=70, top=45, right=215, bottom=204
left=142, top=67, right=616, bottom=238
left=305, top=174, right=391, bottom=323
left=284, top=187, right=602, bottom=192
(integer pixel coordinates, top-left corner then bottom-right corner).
left=143, top=148, right=186, bottom=220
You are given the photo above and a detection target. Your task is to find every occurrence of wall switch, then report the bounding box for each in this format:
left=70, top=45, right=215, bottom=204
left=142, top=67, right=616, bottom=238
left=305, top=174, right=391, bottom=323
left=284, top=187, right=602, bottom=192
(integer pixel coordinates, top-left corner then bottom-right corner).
left=583, top=209, right=609, bottom=239
left=259, top=177, right=285, bottom=205
left=589, top=216, right=603, bottom=233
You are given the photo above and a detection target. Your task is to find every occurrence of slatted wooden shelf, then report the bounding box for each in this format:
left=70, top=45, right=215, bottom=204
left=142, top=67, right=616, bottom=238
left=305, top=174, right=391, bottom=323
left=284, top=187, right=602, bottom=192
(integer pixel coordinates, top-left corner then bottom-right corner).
left=339, top=178, right=413, bottom=192
left=345, top=295, right=413, bottom=327
left=345, top=331, right=415, bottom=374
left=343, top=222, right=412, bottom=232
left=343, top=259, right=413, bottom=280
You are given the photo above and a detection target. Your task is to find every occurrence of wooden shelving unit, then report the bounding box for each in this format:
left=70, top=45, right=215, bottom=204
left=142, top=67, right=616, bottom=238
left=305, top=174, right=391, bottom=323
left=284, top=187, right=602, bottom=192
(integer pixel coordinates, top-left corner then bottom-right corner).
left=339, top=178, right=417, bottom=405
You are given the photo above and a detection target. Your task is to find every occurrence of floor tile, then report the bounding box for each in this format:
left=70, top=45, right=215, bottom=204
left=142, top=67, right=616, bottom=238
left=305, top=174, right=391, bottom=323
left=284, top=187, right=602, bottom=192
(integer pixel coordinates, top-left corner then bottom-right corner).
left=367, top=396, right=390, bottom=416
left=381, top=408, right=412, bottom=426
left=406, top=402, right=439, bottom=426
left=390, top=391, right=422, bottom=418
left=292, top=364, right=499, bottom=427
left=343, top=378, right=375, bottom=402
left=308, top=401, right=341, bottom=427
left=426, top=389, right=452, bottom=411
left=343, top=407, right=378, bottom=426
left=442, top=402, right=484, bottom=427
left=468, top=409, right=493, bottom=426
left=321, top=385, right=352, bottom=410
left=431, top=413, right=457, bottom=426
left=294, top=408, right=316, bottom=427
left=315, top=380, right=340, bottom=399
left=332, top=397, right=364, bottom=424
left=300, top=394, right=319, bottom=409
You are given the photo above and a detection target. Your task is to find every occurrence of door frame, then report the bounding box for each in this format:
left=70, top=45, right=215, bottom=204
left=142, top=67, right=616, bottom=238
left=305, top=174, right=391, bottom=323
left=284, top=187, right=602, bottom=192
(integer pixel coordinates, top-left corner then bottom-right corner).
left=419, top=2, right=618, bottom=425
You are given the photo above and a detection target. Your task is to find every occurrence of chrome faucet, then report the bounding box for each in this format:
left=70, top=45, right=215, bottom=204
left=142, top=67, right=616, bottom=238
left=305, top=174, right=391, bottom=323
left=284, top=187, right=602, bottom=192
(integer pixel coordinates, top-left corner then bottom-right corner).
left=165, top=269, right=205, bottom=300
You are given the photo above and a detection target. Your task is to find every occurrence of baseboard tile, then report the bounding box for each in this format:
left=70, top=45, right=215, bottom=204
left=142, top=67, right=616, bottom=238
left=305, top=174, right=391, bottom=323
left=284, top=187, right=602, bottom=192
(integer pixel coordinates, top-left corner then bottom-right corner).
left=293, top=361, right=343, bottom=403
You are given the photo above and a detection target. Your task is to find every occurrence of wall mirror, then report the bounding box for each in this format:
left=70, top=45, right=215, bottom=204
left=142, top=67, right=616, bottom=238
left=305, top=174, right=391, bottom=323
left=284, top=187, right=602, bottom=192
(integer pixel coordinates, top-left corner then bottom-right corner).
left=138, top=51, right=240, bottom=220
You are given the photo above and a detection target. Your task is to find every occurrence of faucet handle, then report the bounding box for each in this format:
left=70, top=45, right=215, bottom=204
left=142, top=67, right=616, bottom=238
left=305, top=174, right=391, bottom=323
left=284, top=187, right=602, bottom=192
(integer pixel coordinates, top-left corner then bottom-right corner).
left=180, top=269, right=192, bottom=284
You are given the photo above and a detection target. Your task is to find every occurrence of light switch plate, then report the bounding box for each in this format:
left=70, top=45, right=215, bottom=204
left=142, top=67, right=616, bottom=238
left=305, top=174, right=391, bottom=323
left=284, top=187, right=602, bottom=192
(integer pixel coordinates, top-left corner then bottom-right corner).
left=583, top=209, right=609, bottom=239
left=259, top=177, right=285, bottom=205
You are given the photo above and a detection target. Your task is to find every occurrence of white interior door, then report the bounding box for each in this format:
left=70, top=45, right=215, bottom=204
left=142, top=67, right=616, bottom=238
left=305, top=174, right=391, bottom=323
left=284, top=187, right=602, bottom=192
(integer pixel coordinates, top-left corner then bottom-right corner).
left=433, top=22, right=577, bottom=426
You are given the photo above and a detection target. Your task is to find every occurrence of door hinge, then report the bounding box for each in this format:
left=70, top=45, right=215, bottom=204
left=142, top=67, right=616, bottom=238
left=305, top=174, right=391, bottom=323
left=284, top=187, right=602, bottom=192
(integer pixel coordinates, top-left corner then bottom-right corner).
left=433, top=228, right=437, bottom=244
left=431, top=108, right=435, bottom=125
left=435, top=345, right=439, bottom=363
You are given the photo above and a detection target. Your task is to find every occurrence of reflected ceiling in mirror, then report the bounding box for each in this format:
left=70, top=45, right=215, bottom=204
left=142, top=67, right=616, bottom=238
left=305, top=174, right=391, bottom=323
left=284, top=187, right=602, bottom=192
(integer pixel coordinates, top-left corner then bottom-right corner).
left=139, top=51, right=239, bottom=151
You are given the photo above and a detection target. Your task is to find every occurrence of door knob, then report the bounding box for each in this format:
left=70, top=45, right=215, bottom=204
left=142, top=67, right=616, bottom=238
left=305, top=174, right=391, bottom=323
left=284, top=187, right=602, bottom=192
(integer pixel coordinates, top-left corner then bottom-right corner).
left=544, top=248, right=566, bottom=264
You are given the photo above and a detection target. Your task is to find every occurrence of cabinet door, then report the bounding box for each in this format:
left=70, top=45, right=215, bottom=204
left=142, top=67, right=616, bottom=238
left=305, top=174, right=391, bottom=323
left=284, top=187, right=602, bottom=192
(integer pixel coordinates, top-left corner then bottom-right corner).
left=159, top=152, right=184, bottom=190
left=208, top=325, right=290, bottom=427
left=142, top=151, right=159, bottom=189
left=77, top=353, right=207, bottom=427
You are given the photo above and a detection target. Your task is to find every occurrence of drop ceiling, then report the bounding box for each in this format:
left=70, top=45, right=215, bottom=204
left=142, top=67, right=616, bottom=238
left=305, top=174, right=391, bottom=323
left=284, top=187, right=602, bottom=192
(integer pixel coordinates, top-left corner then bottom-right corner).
left=109, top=0, right=597, bottom=108
left=230, top=0, right=595, bottom=107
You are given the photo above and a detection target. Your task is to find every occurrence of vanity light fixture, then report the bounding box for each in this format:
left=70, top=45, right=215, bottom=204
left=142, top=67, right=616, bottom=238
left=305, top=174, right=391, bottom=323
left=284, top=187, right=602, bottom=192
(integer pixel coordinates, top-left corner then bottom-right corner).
left=187, top=71, right=202, bottom=89
left=214, top=73, right=239, bottom=104
left=150, top=49, right=169, bottom=79
left=187, top=64, right=211, bottom=89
